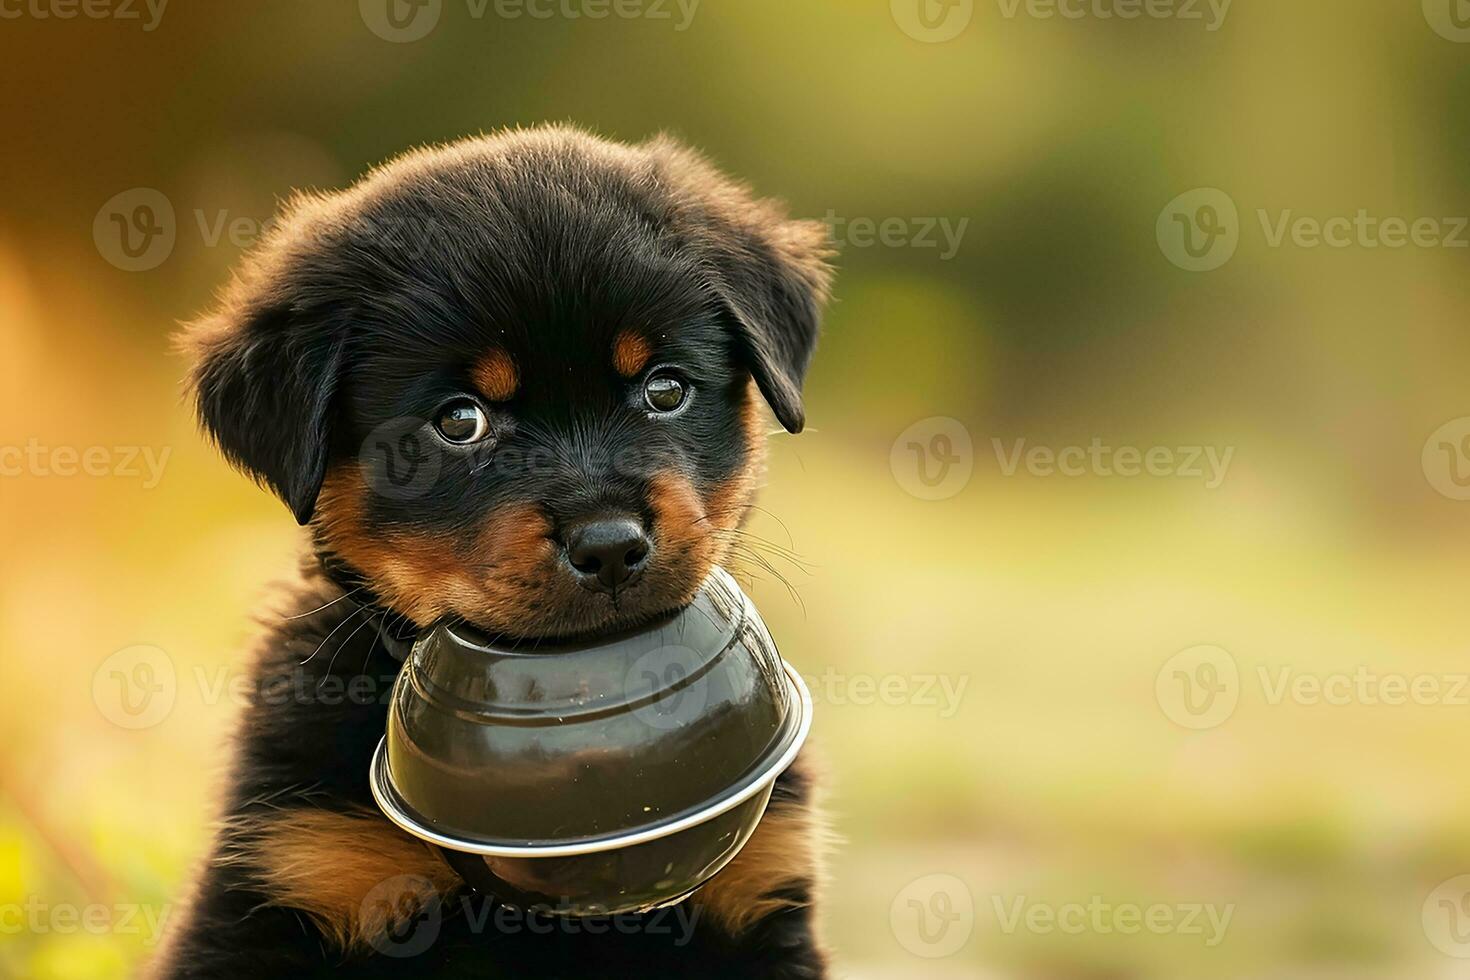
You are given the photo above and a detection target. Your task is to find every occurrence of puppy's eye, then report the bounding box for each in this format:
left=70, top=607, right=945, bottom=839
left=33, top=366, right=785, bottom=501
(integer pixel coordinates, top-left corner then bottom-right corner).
left=434, top=400, right=490, bottom=444
left=643, top=373, right=687, bottom=414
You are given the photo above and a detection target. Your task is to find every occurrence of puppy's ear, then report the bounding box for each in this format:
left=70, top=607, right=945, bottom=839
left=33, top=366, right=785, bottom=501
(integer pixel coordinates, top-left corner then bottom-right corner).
left=710, top=216, right=833, bottom=434
left=645, top=136, right=834, bottom=434
left=183, top=287, right=347, bottom=526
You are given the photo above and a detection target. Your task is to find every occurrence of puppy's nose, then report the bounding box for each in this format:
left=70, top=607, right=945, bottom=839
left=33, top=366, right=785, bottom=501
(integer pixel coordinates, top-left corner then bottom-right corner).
left=562, top=518, right=651, bottom=593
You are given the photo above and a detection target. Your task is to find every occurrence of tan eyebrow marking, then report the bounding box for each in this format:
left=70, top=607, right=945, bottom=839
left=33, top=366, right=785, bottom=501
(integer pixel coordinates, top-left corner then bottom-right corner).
left=612, top=329, right=653, bottom=378
left=471, top=348, right=519, bottom=401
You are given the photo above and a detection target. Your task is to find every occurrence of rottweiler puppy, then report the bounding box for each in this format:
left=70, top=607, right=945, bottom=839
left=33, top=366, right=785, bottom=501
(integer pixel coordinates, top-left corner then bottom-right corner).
left=151, top=125, right=835, bottom=978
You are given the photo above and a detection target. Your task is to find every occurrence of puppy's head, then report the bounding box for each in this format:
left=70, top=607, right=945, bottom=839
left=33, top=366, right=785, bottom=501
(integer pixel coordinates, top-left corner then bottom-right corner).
left=183, top=127, right=833, bottom=639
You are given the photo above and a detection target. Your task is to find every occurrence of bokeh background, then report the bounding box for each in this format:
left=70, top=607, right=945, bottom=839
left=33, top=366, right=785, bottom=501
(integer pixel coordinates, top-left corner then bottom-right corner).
left=4, top=1, right=1470, bottom=976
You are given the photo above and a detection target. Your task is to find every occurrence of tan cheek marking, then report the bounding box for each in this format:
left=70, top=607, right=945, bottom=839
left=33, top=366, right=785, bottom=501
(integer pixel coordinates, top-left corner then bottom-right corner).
left=705, top=380, right=766, bottom=537
left=612, top=329, right=653, bottom=378
left=472, top=347, right=519, bottom=401
left=470, top=502, right=570, bottom=625
left=224, top=809, right=458, bottom=953
left=648, top=469, right=710, bottom=554
left=314, top=467, right=482, bottom=625
left=315, top=467, right=570, bottom=633
left=646, top=382, right=766, bottom=583
left=642, top=469, right=717, bottom=608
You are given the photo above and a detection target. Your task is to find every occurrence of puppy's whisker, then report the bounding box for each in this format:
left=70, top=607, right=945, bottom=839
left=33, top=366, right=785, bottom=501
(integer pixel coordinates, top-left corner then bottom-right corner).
left=738, top=543, right=815, bottom=576
left=711, top=518, right=803, bottom=552
left=722, top=545, right=806, bottom=615
left=319, top=611, right=382, bottom=688
left=284, top=585, right=368, bottom=620
left=742, top=505, right=799, bottom=550
left=712, top=531, right=816, bottom=576
left=359, top=630, right=378, bottom=676
left=711, top=529, right=815, bottom=570
left=724, top=545, right=789, bottom=583
left=299, top=602, right=376, bottom=667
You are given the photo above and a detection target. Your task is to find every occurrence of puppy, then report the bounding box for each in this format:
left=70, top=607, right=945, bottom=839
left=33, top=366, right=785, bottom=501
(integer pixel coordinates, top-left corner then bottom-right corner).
left=151, top=126, right=834, bottom=978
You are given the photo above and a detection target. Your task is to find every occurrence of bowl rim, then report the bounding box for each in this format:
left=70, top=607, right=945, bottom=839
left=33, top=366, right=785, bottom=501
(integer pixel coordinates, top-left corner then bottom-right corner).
left=432, top=566, right=743, bottom=660
left=369, top=659, right=813, bottom=858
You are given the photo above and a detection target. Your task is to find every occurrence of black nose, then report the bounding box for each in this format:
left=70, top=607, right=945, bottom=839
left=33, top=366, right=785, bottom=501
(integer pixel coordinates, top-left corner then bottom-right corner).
left=562, top=518, right=651, bottom=594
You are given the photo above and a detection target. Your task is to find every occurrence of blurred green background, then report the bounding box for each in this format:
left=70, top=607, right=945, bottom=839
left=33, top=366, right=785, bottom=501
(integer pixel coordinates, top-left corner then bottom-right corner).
left=4, top=1, right=1470, bottom=976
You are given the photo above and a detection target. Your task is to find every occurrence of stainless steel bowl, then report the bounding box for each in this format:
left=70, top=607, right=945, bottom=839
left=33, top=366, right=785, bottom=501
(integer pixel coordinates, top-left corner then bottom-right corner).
left=369, top=568, right=811, bottom=916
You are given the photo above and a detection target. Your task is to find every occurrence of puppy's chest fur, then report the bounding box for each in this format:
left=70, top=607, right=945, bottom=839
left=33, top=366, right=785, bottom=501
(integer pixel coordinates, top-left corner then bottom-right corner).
left=152, top=562, right=829, bottom=979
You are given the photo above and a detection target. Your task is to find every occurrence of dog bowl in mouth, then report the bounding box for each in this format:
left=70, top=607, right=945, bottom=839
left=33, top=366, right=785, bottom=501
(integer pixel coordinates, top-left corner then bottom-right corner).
left=369, top=567, right=812, bottom=915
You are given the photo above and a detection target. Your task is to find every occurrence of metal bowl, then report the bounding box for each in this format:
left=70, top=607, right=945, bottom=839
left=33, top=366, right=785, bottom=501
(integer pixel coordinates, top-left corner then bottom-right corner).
left=369, top=568, right=812, bottom=916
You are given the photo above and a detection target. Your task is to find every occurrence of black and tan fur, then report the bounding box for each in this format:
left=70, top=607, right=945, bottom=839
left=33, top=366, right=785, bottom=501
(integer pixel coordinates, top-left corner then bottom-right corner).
left=152, top=125, right=835, bottom=977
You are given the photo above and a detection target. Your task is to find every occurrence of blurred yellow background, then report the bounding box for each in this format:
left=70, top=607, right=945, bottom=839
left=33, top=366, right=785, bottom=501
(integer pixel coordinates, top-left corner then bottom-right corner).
left=4, top=1, right=1470, bottom=977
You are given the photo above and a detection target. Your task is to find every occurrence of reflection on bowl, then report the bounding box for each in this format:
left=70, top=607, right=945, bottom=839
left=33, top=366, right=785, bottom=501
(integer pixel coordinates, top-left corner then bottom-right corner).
left=369, top=568, right=812, bottom=916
